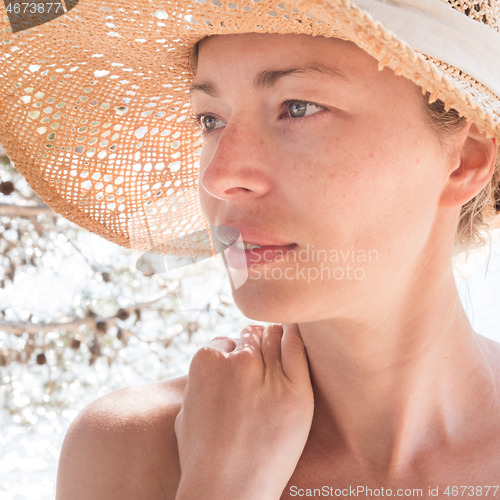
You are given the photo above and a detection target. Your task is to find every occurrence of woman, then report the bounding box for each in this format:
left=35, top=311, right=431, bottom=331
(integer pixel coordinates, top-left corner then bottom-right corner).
left=0, top=0, right=499, bottom=498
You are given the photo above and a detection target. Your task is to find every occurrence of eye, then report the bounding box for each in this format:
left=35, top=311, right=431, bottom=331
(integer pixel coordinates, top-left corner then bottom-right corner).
left=196, top=114, right=226, bottom=132
left=286, top=100, right=325, bottom=118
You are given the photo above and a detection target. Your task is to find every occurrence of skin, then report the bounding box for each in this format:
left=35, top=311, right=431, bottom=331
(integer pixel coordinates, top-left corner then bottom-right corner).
left=56, top=34, right=500, bottom=500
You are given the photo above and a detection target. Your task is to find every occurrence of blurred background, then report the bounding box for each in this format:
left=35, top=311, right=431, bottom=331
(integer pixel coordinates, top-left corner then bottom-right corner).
left=1, top=146, right=500, bottom=499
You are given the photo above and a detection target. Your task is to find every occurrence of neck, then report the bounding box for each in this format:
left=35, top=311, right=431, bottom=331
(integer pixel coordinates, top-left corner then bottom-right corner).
left=297, top=265, right=499, bottom=481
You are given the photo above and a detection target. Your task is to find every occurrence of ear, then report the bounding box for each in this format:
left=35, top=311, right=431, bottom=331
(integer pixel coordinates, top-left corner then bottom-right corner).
left=438, top=123, right=497, bottom=209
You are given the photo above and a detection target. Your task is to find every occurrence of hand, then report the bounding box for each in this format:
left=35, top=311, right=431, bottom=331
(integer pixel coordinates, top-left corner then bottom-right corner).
left=174, top=323, right=314, bottom=500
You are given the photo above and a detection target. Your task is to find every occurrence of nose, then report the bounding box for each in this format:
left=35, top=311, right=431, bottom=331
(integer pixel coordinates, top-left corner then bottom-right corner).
left=199, top=120, right=274, bottom=201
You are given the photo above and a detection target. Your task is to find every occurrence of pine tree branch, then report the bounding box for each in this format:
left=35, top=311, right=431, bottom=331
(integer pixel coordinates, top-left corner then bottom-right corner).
left=0, top=289, right=171, bottom=335
left=0, top=200, right=54, bottom=217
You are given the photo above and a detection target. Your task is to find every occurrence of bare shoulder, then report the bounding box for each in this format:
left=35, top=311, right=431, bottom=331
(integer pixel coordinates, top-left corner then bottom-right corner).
left=56, top=375, right=187, bottom=500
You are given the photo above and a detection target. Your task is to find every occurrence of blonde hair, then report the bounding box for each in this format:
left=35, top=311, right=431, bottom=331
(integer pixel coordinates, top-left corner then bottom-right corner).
left=421, top=93, right=500, bottom=255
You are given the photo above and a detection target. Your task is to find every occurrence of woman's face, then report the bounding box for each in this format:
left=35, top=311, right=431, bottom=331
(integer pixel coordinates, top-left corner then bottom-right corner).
left=191, top=33, right=460, bottom=323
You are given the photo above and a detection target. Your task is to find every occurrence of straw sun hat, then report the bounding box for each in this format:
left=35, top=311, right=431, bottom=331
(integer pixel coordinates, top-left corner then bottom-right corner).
left=0, top=0, right=499, bottom=263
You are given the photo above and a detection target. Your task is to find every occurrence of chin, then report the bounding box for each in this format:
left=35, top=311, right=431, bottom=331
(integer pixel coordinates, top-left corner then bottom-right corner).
left=229, top=276, right=323, bottom=324
left=227, top=266, right=364, bottom=324
left=236, top=305, right=294, bottom=325
left=228, top=278, right=296, bottom=323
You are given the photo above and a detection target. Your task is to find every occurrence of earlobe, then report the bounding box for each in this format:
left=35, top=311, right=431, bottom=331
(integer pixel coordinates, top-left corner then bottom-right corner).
left=438, top=123, right=497, bottom=208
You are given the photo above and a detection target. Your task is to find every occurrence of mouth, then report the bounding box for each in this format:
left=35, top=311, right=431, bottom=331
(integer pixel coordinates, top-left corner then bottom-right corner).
left=213, top=224, right=296, bottom=248
left=223, top=241, right=298, bottom=270
left=230, top=241, right=297, bottom=251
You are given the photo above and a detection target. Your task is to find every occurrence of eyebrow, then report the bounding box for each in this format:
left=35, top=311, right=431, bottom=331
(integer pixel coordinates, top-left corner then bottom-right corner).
left=189, top=63, right=350, bottom=97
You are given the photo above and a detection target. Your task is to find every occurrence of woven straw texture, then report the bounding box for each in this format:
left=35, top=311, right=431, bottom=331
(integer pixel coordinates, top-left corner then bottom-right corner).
left=0, top=0, right=499, bottom=258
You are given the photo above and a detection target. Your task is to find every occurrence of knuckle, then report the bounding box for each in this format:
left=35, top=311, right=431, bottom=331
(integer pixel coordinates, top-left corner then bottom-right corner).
left=210, top=335, right=237, bottom=351
left=262, top=324, right=282, bottom=343
left=234, top=347, right=256, bottom=365
left=232, top=348, right=263, bottom=378
left=239, top=325, right=266, bottom=348
left=189, top=345, right=223, bottom=371
left=266, top=324, right=283, bottom=335
left=240, top=324, right=265, bottom=337
left=211, top=335, right=231, bottom=342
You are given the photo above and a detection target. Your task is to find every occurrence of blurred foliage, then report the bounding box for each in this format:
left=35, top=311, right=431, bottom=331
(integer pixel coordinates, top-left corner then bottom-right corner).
left=0, top=153, right=241, bottom=425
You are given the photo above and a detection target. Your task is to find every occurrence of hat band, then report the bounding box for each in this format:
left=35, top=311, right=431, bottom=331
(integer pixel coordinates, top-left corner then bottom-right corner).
left=352, top=0, right=500, bottom=99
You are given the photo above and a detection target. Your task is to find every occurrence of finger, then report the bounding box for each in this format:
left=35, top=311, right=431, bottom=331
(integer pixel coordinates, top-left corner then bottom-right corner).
left=188, top=336, right=237, bottom=385
left=174, top=407, right=183, bottom=437
left=205, top=336, right=237, bottom=353
left=261, top=324, right=283, bottom=373
left=281, top=323, right=310, bottom=384
left=233, top=324, right=264, bottom=355
left=189, top=336, right=236, bottom=372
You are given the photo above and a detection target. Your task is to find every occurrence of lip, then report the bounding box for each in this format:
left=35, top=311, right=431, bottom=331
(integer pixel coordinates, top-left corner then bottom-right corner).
left=224, top=243, right=297, bottom=270
left=214, top=223, right=296, bottom=247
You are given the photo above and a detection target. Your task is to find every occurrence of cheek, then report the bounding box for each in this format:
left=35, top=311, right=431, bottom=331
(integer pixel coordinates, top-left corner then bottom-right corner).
left=198, top=137, right=215, bottom=176
left=351, top=149, right=444, bottom=259
left=197, top=172, right=219, bottom=226
left=197, top=147, right=216, bottom=221
left=283, top=122, right=445, bottom=254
